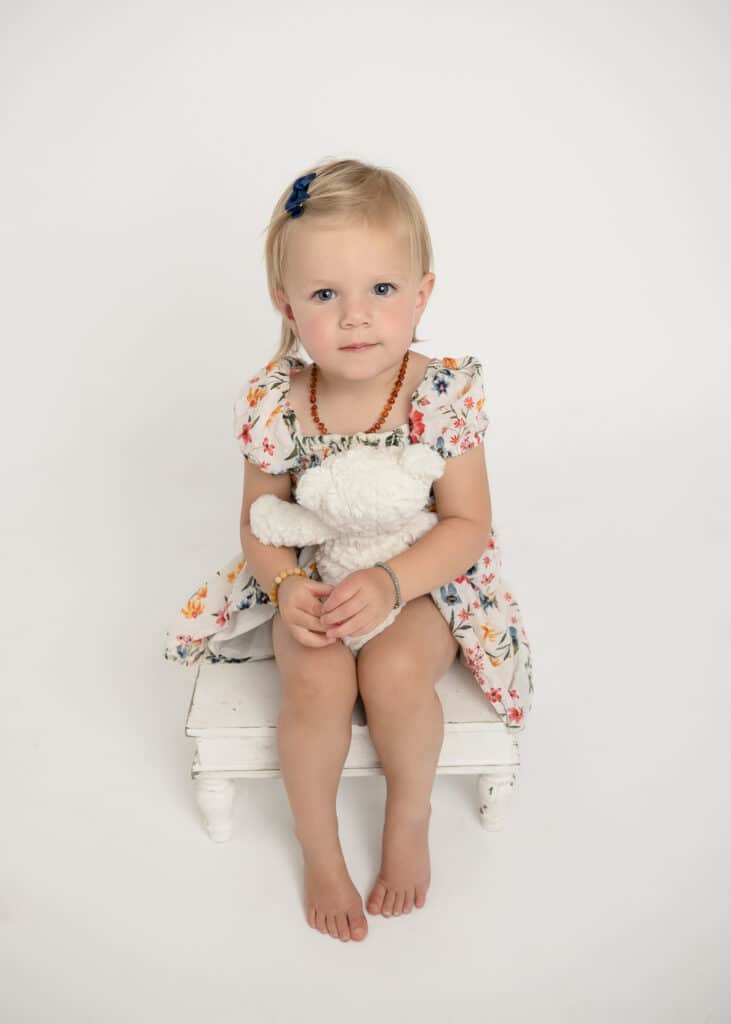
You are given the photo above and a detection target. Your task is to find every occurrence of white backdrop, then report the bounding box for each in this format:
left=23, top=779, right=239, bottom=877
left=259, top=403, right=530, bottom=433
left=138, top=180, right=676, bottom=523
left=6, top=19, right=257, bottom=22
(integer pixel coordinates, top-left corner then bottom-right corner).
left=2, top=1, right=729, bottom=1021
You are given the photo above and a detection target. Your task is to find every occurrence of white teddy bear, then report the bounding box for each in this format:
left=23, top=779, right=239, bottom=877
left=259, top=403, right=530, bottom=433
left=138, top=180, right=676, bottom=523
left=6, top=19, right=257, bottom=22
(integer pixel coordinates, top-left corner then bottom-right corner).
left=249, top=443, right=446, bottom=653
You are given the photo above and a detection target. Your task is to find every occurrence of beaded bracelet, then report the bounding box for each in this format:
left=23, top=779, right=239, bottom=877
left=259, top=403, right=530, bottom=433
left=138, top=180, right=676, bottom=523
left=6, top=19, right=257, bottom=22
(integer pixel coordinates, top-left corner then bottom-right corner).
left=269, top=566, right=307, bottom=605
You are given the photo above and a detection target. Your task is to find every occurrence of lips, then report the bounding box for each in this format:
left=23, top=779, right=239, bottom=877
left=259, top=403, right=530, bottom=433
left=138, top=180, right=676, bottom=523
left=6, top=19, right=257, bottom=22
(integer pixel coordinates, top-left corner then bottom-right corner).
left=341, top=343, right=374, bottom=350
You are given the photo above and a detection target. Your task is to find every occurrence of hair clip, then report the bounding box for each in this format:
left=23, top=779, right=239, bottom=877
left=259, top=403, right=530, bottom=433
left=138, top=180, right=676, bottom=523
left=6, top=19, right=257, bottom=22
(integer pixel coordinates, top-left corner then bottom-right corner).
left=284, top=172, right=317, bottom=218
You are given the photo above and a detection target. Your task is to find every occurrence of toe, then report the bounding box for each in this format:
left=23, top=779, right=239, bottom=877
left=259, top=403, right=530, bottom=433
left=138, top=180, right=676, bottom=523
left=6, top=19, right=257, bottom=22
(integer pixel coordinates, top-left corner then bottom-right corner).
left=325, top=913, right=339, bottom=939
left=335, top=911, right=351, bottom=941
left=382, top=887, right=396, bottom=917
left=392, top=890, right=405, bottom=916
left=414, top=884, right=428, bottom=909
left=315, top=908, right=328, bottom=933
left=367, top=879, right=387, bottom=915
left=402, top=888, right=415, bottom=914
left=348, top=910, right=368, bottom=941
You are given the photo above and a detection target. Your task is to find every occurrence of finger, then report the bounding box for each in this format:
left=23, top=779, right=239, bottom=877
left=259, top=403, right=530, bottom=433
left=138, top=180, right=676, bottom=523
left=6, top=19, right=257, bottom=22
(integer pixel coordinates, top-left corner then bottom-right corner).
left=310, top=582, right=335, bottom=596
left=295, top=629, right=336, bottom=648
left=305, top=623, right=338, bottom=644
left=307, top=632, right=338, bottom=646
left=294, top=595, right=334, bottom=624
left=300, top=611, right=333, bottom=634
left=315, top=598, right=344, bottom=618
left=321, top=600, right=367, bottom=629
left=326, top=613, right=367, bottom=638
left=320, top=600, right=351, bottom=624
left=326, top=623, right=358, bottom=640
left=320, top=589, right=353, bottom=614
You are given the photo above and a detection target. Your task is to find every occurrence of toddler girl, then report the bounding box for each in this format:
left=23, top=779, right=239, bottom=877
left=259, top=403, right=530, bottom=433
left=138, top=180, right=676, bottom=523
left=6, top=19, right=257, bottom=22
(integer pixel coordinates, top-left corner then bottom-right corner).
left=164, top=157, right=534, bottom=943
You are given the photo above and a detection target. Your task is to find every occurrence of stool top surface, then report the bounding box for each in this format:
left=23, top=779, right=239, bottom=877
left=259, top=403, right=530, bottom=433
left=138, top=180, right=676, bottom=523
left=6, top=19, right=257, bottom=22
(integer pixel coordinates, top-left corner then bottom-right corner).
left=186, top=656, right=506, bottom=734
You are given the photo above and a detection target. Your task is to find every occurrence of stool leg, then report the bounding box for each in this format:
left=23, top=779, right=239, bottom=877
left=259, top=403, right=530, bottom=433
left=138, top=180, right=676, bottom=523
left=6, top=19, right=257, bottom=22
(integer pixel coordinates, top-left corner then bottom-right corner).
left=478, top=768, right=517, bottom=831
left=195, top=776, right=236, bottom=842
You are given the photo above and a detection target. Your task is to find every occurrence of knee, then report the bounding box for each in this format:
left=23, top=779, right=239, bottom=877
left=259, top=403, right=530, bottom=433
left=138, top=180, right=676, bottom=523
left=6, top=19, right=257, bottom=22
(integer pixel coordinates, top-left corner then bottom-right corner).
left=281, top=664, right=358, bottom=714
left=272, top=612, right=358, bottom=712
left=357, top=650, right=428, bottom=711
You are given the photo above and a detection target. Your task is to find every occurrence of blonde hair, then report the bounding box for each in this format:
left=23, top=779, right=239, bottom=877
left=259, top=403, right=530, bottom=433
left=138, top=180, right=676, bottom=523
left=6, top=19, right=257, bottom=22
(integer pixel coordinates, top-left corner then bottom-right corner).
left=260, top=157, right=434, bottom=363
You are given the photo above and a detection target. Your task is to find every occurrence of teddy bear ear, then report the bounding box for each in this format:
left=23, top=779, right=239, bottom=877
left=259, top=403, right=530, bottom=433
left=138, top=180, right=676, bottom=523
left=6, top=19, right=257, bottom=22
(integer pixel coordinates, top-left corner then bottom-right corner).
left=399, top=444, right=446, bottom=481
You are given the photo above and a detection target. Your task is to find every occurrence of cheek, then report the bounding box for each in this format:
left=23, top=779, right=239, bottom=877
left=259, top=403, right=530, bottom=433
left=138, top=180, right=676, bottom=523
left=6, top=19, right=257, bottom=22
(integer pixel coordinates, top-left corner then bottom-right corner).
left=299, top=306, right=332, bottom=336
left=381, top=301, right=413, bottom=333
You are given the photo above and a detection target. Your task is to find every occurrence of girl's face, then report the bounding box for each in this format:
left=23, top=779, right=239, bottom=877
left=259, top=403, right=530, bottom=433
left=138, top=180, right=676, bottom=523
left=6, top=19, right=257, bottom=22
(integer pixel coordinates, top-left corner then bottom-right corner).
left=277, top=217, right=435, bottom=382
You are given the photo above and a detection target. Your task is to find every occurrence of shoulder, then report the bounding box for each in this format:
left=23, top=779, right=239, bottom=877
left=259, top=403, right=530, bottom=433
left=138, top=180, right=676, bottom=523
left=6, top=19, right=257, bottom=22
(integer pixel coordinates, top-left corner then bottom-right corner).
left=411, top=354, right=489, bottom=458
left=232, top=355, right=307, bottom=474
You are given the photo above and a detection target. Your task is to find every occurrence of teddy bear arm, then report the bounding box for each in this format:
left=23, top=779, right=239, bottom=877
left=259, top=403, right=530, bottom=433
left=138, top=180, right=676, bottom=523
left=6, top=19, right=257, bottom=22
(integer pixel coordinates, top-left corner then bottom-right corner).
left=250, top=495, right=335, bottom=547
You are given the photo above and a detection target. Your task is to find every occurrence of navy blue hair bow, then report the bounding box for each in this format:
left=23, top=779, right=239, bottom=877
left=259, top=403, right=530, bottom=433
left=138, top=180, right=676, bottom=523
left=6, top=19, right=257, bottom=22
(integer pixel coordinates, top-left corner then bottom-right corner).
left=284, top=172, right=317, bottom=218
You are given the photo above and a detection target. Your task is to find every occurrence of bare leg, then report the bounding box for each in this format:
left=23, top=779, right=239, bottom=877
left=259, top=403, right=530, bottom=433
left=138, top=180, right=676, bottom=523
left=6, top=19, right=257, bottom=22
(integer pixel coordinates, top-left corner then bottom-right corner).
left=277, top=699, right=354, bottom=852
left=272, top=612, right=370, bottom=943
left=362, top=689, right=444, bottom=916
left=368, top=690, right=445, bottom=813
left=355, top=595, right=458, bottom=918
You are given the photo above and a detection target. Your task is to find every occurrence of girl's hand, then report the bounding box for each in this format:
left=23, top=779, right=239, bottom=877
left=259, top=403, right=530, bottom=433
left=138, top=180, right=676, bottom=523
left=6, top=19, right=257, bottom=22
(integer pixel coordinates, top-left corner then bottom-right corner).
left=277, top=575, right=338, bottom=648
left=318, top=568, right=397, bottom=641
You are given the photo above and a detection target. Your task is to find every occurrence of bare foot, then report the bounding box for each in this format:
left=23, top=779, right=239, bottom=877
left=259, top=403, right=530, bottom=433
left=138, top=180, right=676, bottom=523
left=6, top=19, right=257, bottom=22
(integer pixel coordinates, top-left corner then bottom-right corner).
left=301, top=842, right=369, bottom=942
left=367, top=803, right=432, bottom=917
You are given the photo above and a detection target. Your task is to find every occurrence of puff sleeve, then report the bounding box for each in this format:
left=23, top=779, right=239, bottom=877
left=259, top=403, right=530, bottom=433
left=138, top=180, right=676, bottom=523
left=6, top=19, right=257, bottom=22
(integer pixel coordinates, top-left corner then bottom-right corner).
left=412, top=355, right=490, bottom=458
left=232, top=360, right=297, bottom=475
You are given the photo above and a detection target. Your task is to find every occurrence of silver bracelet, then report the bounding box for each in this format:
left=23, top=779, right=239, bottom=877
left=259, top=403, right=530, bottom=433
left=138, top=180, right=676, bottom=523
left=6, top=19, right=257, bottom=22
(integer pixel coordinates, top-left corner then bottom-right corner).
left=373, top=561, right=402, bottom=609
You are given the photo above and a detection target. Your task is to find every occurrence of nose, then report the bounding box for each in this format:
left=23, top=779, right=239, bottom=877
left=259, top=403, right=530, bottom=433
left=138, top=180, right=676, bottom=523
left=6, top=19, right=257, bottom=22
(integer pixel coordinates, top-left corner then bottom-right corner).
left=339, top=299, right=371, bottom=330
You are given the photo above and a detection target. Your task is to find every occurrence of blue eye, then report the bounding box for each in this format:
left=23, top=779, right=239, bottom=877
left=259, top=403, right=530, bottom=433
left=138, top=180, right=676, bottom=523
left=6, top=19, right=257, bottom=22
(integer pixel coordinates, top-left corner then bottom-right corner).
left=311, top=283, right=397, bottom=302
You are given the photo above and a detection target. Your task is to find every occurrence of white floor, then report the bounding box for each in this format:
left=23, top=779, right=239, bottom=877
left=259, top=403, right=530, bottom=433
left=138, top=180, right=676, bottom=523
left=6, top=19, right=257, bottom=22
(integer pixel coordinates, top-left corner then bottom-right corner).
left=3, top=573, right=728, bottom=1024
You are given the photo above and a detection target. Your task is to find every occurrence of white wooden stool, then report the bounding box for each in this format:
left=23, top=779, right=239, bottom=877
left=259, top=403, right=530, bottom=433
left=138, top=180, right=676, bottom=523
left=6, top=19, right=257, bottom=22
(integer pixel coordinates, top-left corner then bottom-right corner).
left=186, top=656, right=521, bottom=842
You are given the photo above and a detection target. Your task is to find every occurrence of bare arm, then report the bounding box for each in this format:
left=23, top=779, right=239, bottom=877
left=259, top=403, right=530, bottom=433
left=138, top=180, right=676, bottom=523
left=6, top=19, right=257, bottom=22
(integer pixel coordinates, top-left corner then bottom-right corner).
left=385, top=444, right=493, bottom=605
left=385, top=518, right=490, bottom=605
left=239, top=461, right=299, bottom=598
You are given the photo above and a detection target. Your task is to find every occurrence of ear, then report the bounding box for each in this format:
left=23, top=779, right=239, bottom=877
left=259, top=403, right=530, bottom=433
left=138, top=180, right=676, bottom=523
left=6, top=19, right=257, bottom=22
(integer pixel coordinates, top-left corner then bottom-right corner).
left=399, top=443, right=445, bottom=482
left=415, top=272, right=436, bottom=316
left=294, top=465, right=327, bottom=512
left=273, top=287, right=298, bottom=330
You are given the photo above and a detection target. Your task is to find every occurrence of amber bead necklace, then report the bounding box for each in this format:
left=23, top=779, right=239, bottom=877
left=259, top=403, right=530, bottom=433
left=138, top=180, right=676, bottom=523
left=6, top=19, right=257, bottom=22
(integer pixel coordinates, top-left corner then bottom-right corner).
left=309, top=349, right=410, bottom=435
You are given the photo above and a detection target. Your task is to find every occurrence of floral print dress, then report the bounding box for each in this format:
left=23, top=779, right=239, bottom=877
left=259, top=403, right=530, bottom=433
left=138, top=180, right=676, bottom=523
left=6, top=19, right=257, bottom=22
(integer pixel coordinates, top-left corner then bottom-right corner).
left=163, top=353, right=534, bottom=731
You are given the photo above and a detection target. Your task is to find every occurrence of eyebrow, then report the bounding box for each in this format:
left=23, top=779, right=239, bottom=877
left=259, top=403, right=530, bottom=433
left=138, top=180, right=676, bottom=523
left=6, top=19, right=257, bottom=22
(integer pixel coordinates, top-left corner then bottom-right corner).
left=304, top=274, right=406, bottom=286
